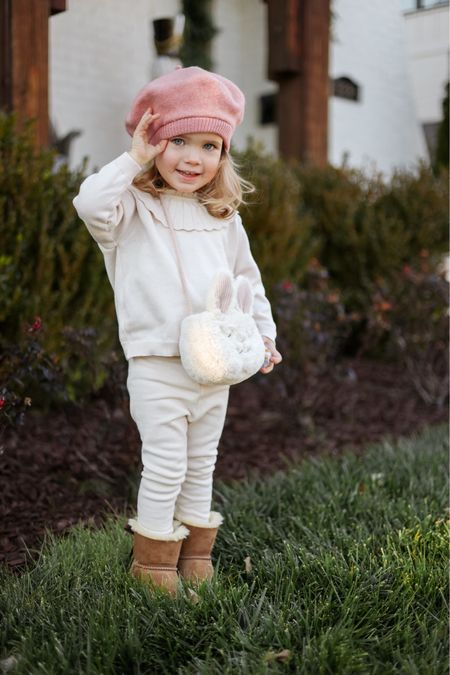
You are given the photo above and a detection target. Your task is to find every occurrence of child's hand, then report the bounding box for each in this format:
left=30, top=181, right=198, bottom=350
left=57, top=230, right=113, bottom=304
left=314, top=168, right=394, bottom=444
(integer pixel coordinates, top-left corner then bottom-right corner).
left=129, top=108, right=168, bottom=167
left=260, top=337, right=282, bottom=375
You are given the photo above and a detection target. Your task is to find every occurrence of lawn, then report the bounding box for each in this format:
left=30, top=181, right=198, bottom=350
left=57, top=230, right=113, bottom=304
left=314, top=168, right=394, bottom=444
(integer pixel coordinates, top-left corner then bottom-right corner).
left=0, top=423, right=448, bottom=674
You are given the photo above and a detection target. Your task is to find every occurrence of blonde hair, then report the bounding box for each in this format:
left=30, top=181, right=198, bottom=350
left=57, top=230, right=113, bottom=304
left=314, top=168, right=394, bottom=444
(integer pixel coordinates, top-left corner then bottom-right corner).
left=132, top=149, right=255, bottom=219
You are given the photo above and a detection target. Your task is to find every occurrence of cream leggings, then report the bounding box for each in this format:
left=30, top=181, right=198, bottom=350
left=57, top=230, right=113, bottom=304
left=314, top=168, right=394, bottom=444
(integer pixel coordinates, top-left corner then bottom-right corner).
left=127, top=356, right=230, bottom=537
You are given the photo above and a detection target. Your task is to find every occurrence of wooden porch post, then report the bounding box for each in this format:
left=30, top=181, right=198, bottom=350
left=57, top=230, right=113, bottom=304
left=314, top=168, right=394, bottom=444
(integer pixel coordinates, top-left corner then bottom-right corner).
left=0, top=0, right=66, bottom=148
left=266, top=0, right=330, bottom=165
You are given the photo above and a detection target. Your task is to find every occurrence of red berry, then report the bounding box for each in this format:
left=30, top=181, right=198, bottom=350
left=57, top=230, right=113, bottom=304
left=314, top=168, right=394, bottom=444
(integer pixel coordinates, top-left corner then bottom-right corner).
left=30, top=316, right=42, bottom=332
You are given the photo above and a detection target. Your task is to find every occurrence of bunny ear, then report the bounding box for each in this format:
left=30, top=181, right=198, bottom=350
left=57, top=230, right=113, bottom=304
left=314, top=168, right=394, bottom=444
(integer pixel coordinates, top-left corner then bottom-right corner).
left=206, top=270, right=234, bottom=313
left=235, top=276, right=253, bottom=314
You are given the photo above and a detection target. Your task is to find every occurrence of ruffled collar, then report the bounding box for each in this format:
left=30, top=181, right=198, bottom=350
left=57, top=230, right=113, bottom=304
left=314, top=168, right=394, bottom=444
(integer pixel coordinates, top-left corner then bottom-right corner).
left=130, top=187, right=232, bottom=231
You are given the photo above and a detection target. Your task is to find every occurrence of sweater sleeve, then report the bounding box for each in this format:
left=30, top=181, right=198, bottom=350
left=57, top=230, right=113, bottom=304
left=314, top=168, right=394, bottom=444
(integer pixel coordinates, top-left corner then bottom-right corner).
left=73, top=152, right=143, bottom=248
left=232, top=214, right=277, bottom=342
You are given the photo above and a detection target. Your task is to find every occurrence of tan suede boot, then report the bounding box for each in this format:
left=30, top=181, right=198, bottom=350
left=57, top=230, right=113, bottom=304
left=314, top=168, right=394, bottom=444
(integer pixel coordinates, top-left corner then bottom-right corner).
left=127, top=519, right=189, bottom=595
left=177, top=512, right=223, bottom=584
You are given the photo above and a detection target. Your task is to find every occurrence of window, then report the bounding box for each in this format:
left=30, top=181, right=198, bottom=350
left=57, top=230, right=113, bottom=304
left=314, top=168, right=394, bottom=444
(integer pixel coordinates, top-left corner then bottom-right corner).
left=331, top=77, right=360, bottom=102
left=401, top=0, right=449, bottom=12
left=259, top=93, right=277, bottom=125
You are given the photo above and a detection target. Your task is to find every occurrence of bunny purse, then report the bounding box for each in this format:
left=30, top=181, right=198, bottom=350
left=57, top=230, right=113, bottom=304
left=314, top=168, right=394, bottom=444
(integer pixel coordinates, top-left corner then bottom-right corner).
left=179, top=270, right=266, bottom=386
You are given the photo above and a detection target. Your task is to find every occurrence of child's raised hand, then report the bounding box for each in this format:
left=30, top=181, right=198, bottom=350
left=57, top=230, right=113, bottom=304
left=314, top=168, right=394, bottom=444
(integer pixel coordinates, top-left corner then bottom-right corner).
left=129, top=108, right=168, bottom=167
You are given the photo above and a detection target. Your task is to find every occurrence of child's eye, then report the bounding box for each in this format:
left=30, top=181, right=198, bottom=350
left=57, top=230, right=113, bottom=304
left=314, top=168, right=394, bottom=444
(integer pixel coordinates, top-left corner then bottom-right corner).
left=171, top=138, right=184, bottom=146
left=203, top=143, right=217, bottom=151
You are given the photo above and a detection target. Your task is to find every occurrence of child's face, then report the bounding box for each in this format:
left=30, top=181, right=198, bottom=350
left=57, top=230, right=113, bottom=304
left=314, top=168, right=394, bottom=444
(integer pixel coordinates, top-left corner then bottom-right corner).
left=155, top=132, right=223, bottom=193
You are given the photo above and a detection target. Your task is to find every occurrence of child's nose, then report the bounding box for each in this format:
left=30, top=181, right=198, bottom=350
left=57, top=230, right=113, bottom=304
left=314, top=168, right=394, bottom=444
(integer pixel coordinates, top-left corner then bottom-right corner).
left=184, top=147, right=201, bottom=164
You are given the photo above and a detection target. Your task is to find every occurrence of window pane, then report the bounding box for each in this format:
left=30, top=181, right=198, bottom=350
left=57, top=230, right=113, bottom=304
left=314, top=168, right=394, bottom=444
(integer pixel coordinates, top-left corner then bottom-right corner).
left=421, top=0, right=449, bottom=7
left=401, top=0, right=449, bottom=9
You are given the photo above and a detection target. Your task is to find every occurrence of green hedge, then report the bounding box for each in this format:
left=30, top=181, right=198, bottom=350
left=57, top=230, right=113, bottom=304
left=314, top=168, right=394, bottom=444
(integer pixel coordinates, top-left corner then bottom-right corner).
left=0, top=118, right=448, bottom=408
left=0, top=114, right=119, bottom=344
left=236, top=143, right=449, bottom=311
left=0, top=114, right=119, bottom=403
left=236, top=145, right=318, bottom=295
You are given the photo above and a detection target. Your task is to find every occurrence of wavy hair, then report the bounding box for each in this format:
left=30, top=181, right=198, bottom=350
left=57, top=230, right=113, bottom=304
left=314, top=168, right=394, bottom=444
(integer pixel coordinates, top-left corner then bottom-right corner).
left=132, top=150, right=255, bottom=219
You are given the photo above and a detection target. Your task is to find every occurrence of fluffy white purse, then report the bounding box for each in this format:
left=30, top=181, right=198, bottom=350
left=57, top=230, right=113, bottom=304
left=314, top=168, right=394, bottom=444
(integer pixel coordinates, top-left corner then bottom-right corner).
left=161, top=201, right=267, bottom=386
left=179, top=269, right=267, bottom=385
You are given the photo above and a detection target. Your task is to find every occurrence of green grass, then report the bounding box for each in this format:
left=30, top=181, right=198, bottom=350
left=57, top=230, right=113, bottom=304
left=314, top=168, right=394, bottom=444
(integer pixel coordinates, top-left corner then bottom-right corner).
left=1, top=424, right=448, bottom=674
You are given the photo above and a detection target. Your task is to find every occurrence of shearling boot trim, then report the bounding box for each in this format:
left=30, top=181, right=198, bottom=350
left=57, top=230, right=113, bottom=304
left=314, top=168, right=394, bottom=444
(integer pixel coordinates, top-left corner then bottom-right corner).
left=174, top=511, right=223, bottom=528
left=127, top=518, right=189, bottom=541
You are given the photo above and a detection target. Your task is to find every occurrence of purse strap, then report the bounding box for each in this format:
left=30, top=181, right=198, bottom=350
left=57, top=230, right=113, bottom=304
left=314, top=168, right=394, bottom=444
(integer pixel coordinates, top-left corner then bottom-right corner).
left=160, top=197, right=193, bottom=315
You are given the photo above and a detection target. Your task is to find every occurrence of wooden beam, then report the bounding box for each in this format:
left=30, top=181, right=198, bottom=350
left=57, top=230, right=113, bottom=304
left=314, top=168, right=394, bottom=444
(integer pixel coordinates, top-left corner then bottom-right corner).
left=267, top=0, right=300, bottom=78
left=266, top=0, right=330, bottom=166
left=297, top=0, right=330, bottom=164
left=0, top=0, right=12, bottom=112
left=0, top=1, right=66, bottom=147
left=11, top=0, right=49, bottom=146
left=50, top=0, right=66, bottom=16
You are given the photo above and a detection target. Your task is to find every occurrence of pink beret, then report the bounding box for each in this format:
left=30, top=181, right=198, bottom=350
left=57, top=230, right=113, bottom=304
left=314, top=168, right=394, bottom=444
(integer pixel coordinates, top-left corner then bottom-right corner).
left=125, top=66, right=245, bottom=151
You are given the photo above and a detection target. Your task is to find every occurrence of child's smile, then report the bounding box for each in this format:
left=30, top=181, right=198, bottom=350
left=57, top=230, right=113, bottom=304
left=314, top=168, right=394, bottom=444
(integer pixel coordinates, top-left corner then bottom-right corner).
left=176, top=168, right=201, bottom=180
left=155, top=132, right=223, bottom=192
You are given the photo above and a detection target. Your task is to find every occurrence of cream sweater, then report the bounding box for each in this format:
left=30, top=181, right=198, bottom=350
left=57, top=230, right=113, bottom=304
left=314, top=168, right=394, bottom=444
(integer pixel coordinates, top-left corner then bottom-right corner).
left=73, top=152, right=277, bottom=359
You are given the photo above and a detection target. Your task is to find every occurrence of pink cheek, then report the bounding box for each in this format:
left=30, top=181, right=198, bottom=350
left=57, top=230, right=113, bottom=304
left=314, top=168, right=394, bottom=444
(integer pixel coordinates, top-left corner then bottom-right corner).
left=155, top=157, right=172, bottom=175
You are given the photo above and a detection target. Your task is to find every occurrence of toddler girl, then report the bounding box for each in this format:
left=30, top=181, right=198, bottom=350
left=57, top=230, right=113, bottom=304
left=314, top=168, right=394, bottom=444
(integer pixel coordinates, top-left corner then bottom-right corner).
left=73, top=66, right=282, bottom=594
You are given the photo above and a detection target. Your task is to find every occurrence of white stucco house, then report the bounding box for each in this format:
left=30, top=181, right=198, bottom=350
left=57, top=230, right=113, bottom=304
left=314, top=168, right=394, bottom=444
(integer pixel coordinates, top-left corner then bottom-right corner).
left=402, top=0, right=450, bottom=159
left=49, top=0, right=448, bottom=173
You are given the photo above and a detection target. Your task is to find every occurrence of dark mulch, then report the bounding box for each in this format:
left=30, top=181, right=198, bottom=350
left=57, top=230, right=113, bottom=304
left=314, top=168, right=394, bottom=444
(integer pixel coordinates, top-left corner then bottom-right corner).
left=0, top=356, right=447, bottom=574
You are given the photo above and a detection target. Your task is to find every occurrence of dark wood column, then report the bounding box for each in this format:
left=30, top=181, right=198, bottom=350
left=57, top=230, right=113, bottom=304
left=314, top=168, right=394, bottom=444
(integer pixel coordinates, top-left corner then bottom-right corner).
left=0, top=0, right=66, bottom=148
left=266, top=0, right=330, bottom=165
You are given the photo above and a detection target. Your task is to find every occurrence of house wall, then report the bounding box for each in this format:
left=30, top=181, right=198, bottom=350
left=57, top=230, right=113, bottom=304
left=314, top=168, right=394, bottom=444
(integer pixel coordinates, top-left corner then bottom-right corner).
left=50, top=0, right=432, bottom=174
left=329, top=0, right=428, bottom=173
left=403, top=4, right=449, bottom=123
left=211, top=0, right=278, bottom=155
left=50, top=0, right=276, bottom=170
left=49, top=0, right=178, bottom=170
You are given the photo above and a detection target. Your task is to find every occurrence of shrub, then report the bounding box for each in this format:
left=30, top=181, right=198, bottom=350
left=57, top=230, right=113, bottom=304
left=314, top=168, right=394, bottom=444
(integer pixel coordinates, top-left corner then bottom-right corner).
left=180, top=0, right=219, bottom=71
left=259, top=253, right=448, bottom=425
left=359, top=254, right=449, bottom=408
left=0, top=317, right=66, bottom=435
left=234, top=142, right=319, bottom=298
left=235, top=144, right=448, bottom=313
left=294, top=161, right=449, bottom=312
left=0, top=114, right=120, bottom=403
left=265, top=260, right=360, bottom=426
left=1, top=120, right=447, bottom=409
